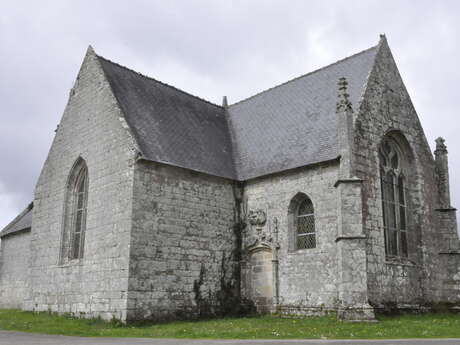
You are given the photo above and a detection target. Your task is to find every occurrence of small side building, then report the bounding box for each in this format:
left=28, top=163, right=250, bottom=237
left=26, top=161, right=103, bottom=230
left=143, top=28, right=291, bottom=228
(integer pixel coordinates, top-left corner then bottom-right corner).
left=0, top=203, right=33, bottom=309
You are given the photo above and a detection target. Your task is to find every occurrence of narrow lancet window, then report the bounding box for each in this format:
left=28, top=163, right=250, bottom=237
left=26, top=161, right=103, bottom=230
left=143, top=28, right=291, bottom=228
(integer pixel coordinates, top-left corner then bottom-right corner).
left=71, top=167, right=88, bottom=259
left=61, top=158, right=88, bottom=262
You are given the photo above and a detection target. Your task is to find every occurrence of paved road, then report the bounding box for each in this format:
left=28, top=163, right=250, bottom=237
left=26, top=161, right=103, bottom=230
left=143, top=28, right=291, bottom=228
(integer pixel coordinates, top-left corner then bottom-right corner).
left=1, top=332, right=459, bottom=345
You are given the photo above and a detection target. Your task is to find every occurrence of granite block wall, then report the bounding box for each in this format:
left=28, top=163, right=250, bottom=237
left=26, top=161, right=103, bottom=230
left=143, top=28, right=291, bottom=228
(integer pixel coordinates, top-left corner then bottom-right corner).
left=241, top=161, right=340, bottom=315
left=0, top=231, right=31, bottom=308
left=127, top=161, right=237, bottom=321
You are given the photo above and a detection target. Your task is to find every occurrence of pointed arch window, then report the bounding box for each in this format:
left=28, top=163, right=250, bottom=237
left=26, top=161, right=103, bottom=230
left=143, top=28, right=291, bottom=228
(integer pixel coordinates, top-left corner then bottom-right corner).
left=379, top=139, right=408, bottom=258
left=296, top=198, right=316, bottom=249
left=288, top=193, right=316, bottom=251
left=61, top=158, right=88, bottom=262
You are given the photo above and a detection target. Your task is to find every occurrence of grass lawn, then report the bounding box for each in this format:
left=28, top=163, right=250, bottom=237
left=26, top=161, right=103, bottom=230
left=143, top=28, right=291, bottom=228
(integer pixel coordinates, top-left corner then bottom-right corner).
left=0, top=309, right=460, bottom=339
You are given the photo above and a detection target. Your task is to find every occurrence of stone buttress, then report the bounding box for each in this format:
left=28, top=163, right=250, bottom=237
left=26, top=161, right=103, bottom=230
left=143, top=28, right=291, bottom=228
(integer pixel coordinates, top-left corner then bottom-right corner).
left=335, top=77, right=375, bottom=321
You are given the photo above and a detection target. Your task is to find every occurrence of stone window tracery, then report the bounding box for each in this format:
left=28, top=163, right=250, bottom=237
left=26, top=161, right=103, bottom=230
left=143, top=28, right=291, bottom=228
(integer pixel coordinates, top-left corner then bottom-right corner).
left=379, top=139, right=408, bottom=258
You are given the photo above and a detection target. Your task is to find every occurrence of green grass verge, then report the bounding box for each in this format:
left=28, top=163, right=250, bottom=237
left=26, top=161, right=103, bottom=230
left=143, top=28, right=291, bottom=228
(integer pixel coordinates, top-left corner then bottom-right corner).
left=0, top=309, right=460, bottom=339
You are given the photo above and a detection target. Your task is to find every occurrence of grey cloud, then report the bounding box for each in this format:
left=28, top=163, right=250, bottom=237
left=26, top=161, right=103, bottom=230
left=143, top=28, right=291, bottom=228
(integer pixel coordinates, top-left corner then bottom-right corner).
left=1, top=0, right=460, bottom=229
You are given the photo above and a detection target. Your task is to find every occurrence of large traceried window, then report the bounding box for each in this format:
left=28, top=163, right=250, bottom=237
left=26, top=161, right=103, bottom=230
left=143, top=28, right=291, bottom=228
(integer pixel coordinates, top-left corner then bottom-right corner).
left=61, top=158, right=88, bottom=262
left=379, top=138, right=408, bottom=258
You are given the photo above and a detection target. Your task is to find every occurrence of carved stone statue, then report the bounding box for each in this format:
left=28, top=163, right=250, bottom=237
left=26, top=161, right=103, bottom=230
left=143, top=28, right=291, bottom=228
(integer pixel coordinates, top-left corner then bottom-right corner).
left=247, top=209, right=267, bottom=228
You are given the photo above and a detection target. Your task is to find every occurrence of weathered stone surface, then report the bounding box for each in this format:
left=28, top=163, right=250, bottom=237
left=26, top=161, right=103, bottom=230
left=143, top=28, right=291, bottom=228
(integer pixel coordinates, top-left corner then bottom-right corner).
left=241, top=162, right=340, bottom=315
left=22, top=47, right=138, bottom=321
left=127, top=161, right=237, bottom=321
left=246, top=249, right=273, bottom=313
left=354, top=36, right=460, bottom=310
left=0, top=231, right=31, bottom=308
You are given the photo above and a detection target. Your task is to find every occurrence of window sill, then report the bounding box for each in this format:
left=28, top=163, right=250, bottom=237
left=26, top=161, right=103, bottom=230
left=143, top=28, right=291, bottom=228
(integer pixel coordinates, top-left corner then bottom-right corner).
left=57, top=259, right=84, bottom=268
left=288, top=248, right=327, bottom=255
left=384, top=257, right=417, bottom=267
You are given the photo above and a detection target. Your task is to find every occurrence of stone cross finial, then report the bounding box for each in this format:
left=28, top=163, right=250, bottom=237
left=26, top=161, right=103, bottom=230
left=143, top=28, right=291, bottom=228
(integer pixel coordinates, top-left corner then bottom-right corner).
left=222, top=96, right=228, bottom=108
left=435, top=137, right=447, bottom=153
left=336, top=77, right=353, bottom=113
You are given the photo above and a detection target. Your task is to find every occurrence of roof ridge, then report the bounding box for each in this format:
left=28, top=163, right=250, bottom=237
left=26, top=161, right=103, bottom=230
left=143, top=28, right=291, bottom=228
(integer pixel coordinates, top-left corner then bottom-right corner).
left=96, top=55, right=224, bottom=109
left=229, top=44, right=378, bottom=107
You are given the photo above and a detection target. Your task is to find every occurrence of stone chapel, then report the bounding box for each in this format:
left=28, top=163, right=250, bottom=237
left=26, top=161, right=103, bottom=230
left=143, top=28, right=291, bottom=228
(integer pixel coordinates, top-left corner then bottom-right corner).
left=1, top=35, right=459, bottom=322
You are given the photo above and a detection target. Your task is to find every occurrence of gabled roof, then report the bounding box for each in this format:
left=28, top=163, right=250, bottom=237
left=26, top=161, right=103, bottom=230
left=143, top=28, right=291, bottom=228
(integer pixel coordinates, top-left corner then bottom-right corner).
left=96, top=39, right=380, bottom=181
left=0, top=202, right=33, bottom=238
left=98, top=57, right=236, bottom=179
left=228, top=45, right=378, bottom=180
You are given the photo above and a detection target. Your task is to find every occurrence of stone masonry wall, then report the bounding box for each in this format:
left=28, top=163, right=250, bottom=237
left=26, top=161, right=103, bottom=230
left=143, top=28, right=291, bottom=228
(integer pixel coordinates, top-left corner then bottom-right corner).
left=354, top=38, right=460, bottom=308
left=26, top=48, right=138, bottom=320
left=0, top=231, right=31, bottom=308
left=127, top=161, right=237, bottom=321
left=438, top=210, right=460, bottom=304
left=241, top=161, right=340, bottom=315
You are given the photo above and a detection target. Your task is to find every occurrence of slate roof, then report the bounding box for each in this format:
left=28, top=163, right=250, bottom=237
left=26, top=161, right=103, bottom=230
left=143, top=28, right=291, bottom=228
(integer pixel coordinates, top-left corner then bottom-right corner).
left=0, top=203, right=33, bottom=238
left=228, top=46, right=378, bottom=180
left=98, top=57, right=236, bottom=179
left=97, top=44, right=378, bottom=181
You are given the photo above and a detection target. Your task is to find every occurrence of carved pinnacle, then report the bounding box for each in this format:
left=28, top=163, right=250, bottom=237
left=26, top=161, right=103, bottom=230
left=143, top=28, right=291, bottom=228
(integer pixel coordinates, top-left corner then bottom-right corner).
left=435, top=137, right=447, bottom=154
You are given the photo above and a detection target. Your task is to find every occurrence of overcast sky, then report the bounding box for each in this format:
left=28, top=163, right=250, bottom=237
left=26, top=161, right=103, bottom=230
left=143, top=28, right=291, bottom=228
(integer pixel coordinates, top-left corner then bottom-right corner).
left=1, top=0, right=460, bottom=230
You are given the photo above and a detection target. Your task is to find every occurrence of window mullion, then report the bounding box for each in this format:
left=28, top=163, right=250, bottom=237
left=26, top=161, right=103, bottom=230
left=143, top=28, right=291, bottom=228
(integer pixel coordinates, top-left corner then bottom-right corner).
left=380, top=172, right=390, bottom=257
left=79, top=208, right=86, bottom=259
left=69, top=186, right=79, bottom=260
left=81, top=173, right=88, bottom=259
left=400, top=178, right=408, bottom=257
left=380, top=140, right=409, bottom=260
left=394, top=173, right=401, bottom=257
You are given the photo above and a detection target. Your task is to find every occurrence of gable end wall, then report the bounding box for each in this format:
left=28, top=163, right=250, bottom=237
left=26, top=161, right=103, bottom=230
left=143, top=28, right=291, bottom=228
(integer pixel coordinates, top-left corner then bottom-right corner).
left=25, top=49, right=138, bottom=321
left=355, top=39, right=460, bottom=308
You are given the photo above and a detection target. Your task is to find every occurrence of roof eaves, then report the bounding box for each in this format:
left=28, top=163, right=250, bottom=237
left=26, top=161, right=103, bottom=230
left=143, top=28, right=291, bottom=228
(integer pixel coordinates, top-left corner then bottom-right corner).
left=0, top=227, right=31, bottom=238
left=136, top=155, right=236, bottom=181
left=239, top=156, right=341, bottom=182
left=0, top=202, right=33, bottom=238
